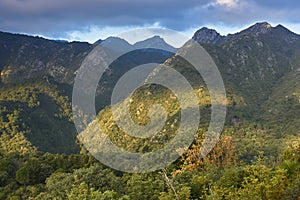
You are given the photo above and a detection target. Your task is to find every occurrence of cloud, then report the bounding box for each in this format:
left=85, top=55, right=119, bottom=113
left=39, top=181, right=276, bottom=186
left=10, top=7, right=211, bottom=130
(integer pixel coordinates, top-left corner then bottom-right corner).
left=67, top=23, right=162, bottom=43
left=208, top=0, right=240, bottom=9
left=0, top=0, right=202, bottom=40
left=0, top=0, right=300, bottom=40
left=0, top=0, right=209, bottom=33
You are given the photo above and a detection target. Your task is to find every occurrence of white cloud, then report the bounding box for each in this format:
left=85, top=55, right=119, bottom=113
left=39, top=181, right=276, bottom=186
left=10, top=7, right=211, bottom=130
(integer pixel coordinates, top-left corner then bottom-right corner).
left=67, top=26, right=133, bottom=43
left=66, top=24, right=163, bottom=43
left=208, top=0, right=240, bottom=9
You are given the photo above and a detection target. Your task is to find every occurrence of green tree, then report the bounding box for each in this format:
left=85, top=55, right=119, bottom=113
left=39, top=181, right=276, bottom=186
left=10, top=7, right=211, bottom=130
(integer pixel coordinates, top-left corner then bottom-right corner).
left=15, top=167, right=30, bottom=185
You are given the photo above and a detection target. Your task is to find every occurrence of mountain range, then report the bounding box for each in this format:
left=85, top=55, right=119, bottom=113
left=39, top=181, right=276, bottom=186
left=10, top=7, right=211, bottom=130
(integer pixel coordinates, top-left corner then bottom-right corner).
left=0, top=22, right=299, bottom=154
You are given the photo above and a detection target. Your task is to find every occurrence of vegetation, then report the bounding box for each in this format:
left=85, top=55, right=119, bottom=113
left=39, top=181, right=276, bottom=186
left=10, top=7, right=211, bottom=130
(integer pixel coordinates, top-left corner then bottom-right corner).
left=0, top=23, right=300, bottom=199
left=0, top=129, right=299, bottom=199
left=0, top=82, right=79, bottom=154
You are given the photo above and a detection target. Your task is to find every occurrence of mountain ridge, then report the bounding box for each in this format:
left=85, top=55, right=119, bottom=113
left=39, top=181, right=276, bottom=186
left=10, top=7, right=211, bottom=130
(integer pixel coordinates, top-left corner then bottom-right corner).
left=0, top=22, right=300, bottom=200
left=193, top=22, right=300, bottom=45
left=0, top=22, right=300, bottom=154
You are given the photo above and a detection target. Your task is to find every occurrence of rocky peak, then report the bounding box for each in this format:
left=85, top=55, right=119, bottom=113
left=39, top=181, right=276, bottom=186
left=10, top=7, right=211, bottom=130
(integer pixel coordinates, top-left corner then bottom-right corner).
left=274, top=24, right=296, bottom=35
left=242, top=22, right=273, bottom=35
left=192, top=27, right=224, bottom=44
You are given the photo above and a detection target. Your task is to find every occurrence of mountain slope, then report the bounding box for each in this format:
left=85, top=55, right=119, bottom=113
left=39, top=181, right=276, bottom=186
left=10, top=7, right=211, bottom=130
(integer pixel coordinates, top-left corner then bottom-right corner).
left=0, top=31, right=92, bottom=85
left=0, top=32, right=177, bottom=153
left=0, top=82, right=79, bottom=154
left=81, top=22, right=300, bottom=159
left=0, top=23, right=300, bottom=200
left=192, top=22, right=300, bottom=119
left=262, top=70, right=300, bottom=135
left=1, top=22, right=300, bottom=154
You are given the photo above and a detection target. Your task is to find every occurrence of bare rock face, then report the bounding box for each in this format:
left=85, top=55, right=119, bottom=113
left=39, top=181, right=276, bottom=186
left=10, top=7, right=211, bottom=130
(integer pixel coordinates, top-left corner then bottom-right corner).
left=192, top=27, right=224, bottom=44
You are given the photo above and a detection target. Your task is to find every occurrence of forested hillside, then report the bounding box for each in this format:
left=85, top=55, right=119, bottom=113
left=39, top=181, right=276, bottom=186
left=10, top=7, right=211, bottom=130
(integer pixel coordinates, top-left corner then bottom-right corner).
left=0, top=23, right=299, bottom=199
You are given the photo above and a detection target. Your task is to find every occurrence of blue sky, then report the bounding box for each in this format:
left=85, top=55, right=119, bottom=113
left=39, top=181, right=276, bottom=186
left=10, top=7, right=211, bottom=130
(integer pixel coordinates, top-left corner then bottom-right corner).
left=1, top=0, right=300, bottom=44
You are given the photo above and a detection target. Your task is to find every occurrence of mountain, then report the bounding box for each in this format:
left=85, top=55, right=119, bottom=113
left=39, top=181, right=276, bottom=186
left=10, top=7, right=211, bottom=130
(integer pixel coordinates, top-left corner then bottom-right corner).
left=1, top=22, right=300, bottom=200
left=192, top=27, right=224, bottom=44
left=240, top=22, right=272, bottom=35
left=81, top=22, right=300, bottom=156
left=77, top=23, right=300, bottom=160
left=192, top=22, right=298, bottom=45
left=101, top=36, right=134, bottom=52
left=90, top=35, right=177, bottom=110
left=133, top=36, right=177, bottom=52
left=0, top=32, right=176, bottom=153
left=0, top=32, right=176, bottom=86
left=0, top=22, right=300, bottom=155
left=98, top=35, right=177, bottom=53
left=192, top=22, right=300, bottom=110
left=0, top=32, right=93, bottom=153
left=0, top=31, right=92, bottom=85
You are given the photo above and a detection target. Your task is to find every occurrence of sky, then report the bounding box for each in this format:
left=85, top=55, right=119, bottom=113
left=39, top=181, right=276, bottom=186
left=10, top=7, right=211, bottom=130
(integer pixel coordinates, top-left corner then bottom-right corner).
left=1, top=0, right=300, bottom=45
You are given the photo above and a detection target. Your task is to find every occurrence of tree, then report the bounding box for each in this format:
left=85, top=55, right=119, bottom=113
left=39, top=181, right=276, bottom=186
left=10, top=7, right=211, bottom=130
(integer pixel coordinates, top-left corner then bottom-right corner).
left=15, top=167, right=30, bottom=185
left=179, top=135, right=238, bottom=172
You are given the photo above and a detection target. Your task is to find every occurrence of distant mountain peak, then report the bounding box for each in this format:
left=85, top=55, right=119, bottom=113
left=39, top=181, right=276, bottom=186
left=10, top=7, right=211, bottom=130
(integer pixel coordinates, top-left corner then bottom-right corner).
left=149, top=35, right=164, bottom=40
left=133, top=35, right=176, bottom=52
left=134, top=35, right=165, bottom=45
left=101, top=36, right=133, bottom=52
left=104, top=36, right=130, bottom=44
left=94, top=35, right=176, bottom=52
